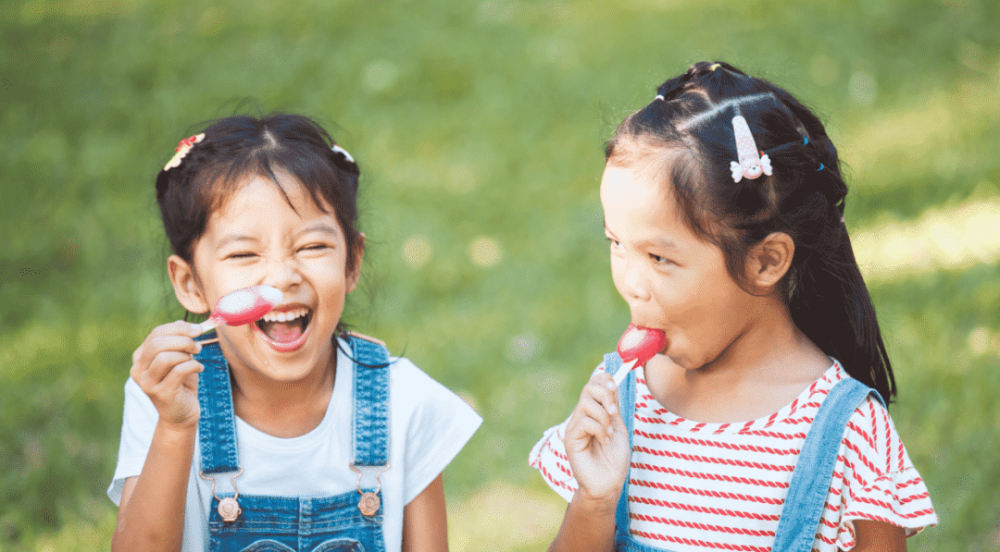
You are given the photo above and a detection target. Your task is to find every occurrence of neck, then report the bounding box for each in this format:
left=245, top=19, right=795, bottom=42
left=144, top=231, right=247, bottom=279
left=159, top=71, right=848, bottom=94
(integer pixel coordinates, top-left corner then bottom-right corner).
left=646, top=295, right=830, bottom=423
left=228, top=346, right=338, bottom=438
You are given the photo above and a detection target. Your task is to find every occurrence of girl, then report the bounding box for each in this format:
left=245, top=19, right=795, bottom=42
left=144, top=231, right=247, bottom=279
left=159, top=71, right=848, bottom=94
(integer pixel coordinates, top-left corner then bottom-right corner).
left=108, top=114, right=481, bottom=552
left=530, top=62, right=937, bottom=552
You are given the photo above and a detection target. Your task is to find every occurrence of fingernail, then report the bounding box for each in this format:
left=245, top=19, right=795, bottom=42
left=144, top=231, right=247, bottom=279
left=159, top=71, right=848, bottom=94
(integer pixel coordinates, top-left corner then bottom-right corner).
left=606, top=380, right=617, bottom=390
left=608, top=403, right=617, bottom=415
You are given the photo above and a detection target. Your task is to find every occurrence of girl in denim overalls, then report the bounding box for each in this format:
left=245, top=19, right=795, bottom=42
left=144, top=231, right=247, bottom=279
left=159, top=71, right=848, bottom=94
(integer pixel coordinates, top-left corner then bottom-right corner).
left=108, top=114, right=481, bottom=552
left=530, top=62, right=936, bottom=552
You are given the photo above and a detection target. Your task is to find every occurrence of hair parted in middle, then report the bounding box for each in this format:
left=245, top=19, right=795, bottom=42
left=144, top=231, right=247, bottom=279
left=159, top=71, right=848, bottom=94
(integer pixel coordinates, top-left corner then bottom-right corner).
left=154, top=113, right=363, bottom=271
left=605, top=61, right=896, bottom=402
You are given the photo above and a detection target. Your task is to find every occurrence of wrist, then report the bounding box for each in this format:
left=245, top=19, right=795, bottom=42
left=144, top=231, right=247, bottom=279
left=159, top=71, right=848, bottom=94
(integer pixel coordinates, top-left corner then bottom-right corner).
left=156, top=418, right=199, bottom=440
left=572, top=488, right=620, bottom=518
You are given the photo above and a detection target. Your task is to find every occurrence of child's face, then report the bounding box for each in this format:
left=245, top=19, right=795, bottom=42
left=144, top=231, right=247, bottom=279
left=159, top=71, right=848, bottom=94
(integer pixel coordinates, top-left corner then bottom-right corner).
left=600, top=161, right=756, bottom=371
left=171, top=173, right=361, bottom=382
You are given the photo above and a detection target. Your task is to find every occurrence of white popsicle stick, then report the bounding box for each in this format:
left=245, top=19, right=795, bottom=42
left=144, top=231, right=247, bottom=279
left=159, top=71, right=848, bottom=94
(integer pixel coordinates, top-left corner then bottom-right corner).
left=613, top=358, right=639, bottom=386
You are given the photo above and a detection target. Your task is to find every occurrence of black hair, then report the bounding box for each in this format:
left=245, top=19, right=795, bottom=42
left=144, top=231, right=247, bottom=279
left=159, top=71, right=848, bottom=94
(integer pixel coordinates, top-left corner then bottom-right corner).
left=606, top=61, right=896, bottom=402
left=154, top=113, right=362, bottom=271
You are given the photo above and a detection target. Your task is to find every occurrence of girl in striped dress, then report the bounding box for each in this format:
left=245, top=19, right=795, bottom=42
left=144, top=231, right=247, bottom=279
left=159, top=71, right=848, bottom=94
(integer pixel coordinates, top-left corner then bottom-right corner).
left=530, top=62, right=936, bottom=552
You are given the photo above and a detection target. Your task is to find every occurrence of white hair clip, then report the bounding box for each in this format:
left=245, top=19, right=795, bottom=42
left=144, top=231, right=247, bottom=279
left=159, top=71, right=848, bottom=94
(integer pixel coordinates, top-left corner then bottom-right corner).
left=729, top=115, right=772, bottom=183
left=331, top=144, right=355, bottom=164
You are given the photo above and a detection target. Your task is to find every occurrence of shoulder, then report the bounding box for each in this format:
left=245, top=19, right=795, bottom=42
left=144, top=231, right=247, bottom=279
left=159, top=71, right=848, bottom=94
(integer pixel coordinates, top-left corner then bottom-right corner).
left=386, top=356, right=478, bottom=421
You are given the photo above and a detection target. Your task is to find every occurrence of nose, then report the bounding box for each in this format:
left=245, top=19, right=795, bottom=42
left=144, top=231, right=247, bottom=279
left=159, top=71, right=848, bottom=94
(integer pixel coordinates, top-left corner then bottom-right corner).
left=622, top=257, right=651, bottom=301
left=263, top=255, right=303, bottom=291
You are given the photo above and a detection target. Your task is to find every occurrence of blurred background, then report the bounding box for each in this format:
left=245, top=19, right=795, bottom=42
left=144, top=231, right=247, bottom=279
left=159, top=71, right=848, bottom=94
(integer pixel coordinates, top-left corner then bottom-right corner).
left=2, top=0, right=999, bottom=550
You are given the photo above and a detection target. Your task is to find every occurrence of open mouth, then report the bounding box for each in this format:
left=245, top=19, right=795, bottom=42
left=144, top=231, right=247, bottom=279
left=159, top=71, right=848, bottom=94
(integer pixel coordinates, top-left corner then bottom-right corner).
left=254, top=307, right=313, bottom=350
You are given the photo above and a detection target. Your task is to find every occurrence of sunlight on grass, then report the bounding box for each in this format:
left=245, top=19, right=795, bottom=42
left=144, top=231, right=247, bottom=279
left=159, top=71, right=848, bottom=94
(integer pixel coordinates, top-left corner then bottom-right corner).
left=840, top=68, right=1000, bottom=177
left=447, top=483, right=564, bottom=552
left=854, top=199, right=1000, bottom=282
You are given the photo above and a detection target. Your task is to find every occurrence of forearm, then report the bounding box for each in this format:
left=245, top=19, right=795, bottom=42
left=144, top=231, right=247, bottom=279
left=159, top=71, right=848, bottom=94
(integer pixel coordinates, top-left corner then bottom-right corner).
left=112, top=420, right=197, bottom=552
left=547, top=493, right=618, bottom=552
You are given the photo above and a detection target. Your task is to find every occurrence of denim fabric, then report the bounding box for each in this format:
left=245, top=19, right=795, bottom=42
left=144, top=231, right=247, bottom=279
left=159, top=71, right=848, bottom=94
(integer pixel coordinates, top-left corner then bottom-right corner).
left=770, top=379, right=884, bottom=552
left=194, top=334, right=390, bottom=552
left=603, top=352, right=881, bottom=552
left=196, top=333, right=240, bottom=474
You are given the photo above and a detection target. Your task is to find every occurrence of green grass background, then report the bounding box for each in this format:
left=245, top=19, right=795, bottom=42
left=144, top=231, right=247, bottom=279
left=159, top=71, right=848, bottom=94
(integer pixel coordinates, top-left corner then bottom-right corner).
left=2, top=0, right=999, bottom=550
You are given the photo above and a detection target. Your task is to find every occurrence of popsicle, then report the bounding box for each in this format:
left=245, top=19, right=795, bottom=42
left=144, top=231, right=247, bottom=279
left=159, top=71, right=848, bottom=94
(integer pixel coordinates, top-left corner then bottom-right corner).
left=196, top=285, right=283, bottom=334
left=613, top=323, right=667, bottom=385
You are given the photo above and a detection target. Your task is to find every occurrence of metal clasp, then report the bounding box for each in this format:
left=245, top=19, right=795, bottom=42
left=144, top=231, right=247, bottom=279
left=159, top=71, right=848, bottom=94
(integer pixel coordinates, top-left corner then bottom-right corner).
left=349, top=463, right=390, bottom=516
left=199, top=466, right=244, bottom=522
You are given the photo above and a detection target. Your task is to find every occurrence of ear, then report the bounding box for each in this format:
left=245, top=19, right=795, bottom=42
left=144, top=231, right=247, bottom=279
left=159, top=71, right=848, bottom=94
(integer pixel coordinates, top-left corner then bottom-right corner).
left=745, top=232, right=794, bottom=294
left=346, top=232, right=365, bottom=293
left=167, top=254, right=211, bottom=314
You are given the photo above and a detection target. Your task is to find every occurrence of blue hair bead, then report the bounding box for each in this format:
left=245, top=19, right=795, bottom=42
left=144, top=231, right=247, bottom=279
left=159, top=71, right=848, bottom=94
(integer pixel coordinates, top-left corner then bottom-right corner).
left=803, top=137, right=809, bottom=145
left=816, top=163, right=824, bottom=171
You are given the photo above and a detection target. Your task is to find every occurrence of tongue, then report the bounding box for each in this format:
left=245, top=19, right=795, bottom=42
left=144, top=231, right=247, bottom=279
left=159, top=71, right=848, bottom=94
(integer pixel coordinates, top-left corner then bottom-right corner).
left=265, top=321, right=303, bottom=343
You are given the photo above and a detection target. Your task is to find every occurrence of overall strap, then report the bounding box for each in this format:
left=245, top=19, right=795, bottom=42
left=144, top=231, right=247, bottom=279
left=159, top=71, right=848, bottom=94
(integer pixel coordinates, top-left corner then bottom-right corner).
left=349, top=335, right=391, bottom=467
left=194, top=336, right=241, bottom=474
left=771, top=377, right=886, bottom=552
left=604, top=352, right=637, bottom=544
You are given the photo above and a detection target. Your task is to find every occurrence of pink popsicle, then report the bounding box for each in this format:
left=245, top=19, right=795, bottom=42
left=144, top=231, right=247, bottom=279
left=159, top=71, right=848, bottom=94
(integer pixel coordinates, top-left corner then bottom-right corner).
left=613, top=323, right=667, bottom=385
left=196, top=285, right=283, bottom=334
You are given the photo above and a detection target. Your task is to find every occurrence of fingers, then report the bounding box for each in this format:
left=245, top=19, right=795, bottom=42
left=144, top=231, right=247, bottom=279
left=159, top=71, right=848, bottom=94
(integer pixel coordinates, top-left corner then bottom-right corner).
left=130, top=321, right=205, bottom=388
left=568, top=372, right=624, bottom=448
left=151, top=359, right=203, bottom=397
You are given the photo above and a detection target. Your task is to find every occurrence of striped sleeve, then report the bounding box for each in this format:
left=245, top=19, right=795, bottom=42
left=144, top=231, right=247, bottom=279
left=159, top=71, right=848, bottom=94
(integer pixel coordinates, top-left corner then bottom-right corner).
left=529, top=415, right=578, bottom=502
left=833, top=396, right=938, bottom=549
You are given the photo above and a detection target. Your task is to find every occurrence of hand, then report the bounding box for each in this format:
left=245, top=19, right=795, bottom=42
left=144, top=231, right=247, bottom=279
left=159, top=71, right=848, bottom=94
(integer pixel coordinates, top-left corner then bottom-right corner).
left=130, top=321, right=205, bottom=430
left=564, top=371, right=631, bottom=508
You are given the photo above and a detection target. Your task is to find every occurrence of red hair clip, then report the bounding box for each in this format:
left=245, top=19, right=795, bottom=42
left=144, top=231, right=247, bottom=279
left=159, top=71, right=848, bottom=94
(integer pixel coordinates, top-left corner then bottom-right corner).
left=164, top=133, right=205, bottom=171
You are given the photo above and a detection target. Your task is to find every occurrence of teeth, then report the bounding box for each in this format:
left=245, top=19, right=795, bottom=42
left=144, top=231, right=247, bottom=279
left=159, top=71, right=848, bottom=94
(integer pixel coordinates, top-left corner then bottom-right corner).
left=261, top=308, right=310, bottom=323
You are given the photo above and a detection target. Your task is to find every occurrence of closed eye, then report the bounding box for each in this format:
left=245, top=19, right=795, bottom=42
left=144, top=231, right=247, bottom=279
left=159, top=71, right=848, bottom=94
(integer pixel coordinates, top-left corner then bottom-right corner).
left=226, top=252, right=257, bottom=259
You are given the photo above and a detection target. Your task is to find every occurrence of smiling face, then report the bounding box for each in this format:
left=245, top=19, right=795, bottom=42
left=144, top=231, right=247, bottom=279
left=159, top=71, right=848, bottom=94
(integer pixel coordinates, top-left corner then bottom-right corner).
left=600, top=158, right=758, bottom=371
left=169, top=172, right=361, bottom=383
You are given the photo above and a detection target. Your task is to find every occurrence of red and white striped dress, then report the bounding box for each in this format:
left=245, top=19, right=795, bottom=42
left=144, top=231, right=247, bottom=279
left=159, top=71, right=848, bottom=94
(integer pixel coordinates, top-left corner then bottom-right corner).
left=529, top=361, right=937, bottom=551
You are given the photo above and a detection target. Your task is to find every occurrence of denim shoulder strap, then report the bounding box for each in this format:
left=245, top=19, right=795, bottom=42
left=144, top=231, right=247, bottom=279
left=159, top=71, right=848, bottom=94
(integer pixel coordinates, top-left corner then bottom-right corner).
left=604, top=352, right=638, bottom=544
left=194, top=335, right=240, bottom=474
left=349, top=334, right=391, bottom=467
left=771, top=377, right=885, bottom=552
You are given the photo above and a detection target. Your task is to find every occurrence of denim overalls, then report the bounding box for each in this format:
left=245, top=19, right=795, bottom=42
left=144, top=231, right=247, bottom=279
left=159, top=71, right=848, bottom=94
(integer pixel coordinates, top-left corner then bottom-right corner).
left=604, top=352, right=884, bottom=552
left=194, top=333, right=390, bottom=552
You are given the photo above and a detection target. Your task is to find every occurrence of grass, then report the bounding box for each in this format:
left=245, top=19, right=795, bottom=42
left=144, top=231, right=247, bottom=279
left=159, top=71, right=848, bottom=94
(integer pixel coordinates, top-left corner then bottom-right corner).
left=2, top=0, right=999, bottom=550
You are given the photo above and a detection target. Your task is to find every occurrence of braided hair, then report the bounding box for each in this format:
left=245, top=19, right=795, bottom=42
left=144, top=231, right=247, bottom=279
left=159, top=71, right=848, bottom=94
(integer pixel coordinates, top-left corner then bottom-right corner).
left=606, top=61, right=896, bottom=402
left=154, top=113, right=363, bottom=272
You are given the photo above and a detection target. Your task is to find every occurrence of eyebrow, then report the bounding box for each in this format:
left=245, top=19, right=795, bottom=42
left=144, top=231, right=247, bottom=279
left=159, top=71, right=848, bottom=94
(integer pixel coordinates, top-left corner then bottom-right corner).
left=296, top=222, right=341, bottom=238
left=604, top=223, right=678, bottom=250
left=216, top=234, right=259, bottom=250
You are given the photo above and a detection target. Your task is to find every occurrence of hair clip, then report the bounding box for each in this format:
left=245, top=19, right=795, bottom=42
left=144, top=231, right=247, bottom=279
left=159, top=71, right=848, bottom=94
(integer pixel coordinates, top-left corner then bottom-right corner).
left=164, top=133, right=205, bottom=171
left=331, top=144, right=355, bottom=164
left=729, top=116, right=772, bottom=182
left=654, top=94, right=665, bottom=101
left=709, top=63, right=721, bottom=71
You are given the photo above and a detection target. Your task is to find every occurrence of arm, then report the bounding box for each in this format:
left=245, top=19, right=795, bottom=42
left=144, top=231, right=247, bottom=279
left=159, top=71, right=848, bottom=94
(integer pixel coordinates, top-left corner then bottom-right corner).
left=401, top=473, right=448, bottom=552
left=111, top=321, right=204, bottom=552
left=851, top=520, right=907, bottom=552
left=547, top=372, right=630, bottom=552
left=112, top=422, right=197, bottom=552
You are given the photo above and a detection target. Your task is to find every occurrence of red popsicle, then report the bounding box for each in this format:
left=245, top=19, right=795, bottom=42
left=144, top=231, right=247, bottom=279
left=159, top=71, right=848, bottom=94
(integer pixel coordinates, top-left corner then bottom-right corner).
left=613, top=323, right=667, bottom=385
left=196, top=285, right=283, bottom=334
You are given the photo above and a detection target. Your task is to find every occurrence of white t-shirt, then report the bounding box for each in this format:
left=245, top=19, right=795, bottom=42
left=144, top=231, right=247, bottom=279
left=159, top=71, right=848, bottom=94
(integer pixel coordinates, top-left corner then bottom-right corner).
left=108, top=339, right=482, bottom=552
